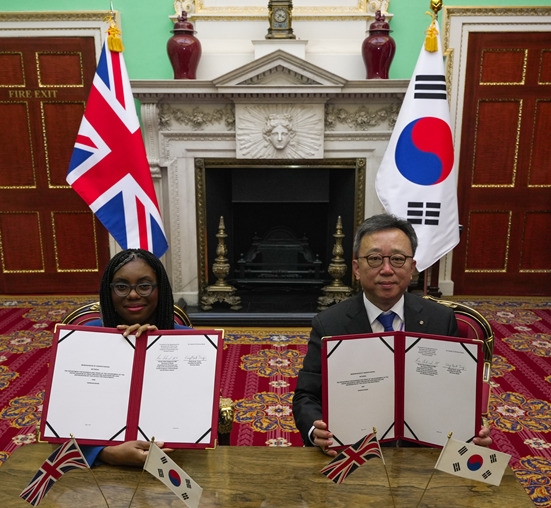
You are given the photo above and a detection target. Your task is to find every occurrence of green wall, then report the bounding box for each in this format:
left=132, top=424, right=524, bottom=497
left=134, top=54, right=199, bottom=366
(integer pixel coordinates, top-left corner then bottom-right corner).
left=1, top=0, right=549, bottom=79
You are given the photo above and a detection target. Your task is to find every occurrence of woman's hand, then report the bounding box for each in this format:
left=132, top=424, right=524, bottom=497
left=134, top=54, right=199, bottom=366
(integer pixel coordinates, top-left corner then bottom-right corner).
left=98, top=440, right=174, bottom=467
left=117, top=323, right=158, bottom=338
left=473, top=425, right=492, bottom=447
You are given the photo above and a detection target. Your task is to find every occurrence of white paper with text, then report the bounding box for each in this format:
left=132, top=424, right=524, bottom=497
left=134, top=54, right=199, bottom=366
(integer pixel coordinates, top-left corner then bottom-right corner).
left=324, top=335, right=395, bottom=447
left=403, top=336, right=479, bottom=446
left=43, top=329, right=134, bottom=440
left=139, top=332, right=221, bottom=444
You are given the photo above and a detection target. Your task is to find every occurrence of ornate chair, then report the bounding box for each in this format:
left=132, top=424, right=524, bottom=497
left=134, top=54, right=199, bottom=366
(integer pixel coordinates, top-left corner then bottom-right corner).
left=61, top=301, right=193, bottom=327
left=423, top=295, right=494, bottom=416
left=61, top=302, right=233, bottom=445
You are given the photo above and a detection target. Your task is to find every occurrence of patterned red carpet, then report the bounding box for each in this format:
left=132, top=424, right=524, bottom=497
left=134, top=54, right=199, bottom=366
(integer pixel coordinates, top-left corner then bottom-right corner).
left=218, top=327, right=309, bottom=447
left=1, top=295, right=550, bottom=506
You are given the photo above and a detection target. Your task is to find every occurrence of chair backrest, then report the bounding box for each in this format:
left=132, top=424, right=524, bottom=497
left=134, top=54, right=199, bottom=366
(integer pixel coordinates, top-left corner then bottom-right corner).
left=423, top=295, right=494, bottom=416
left=61, top=302, right=192, bottom=327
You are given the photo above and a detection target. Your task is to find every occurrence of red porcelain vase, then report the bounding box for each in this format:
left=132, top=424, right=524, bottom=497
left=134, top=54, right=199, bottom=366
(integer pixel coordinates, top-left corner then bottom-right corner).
left=167, top=11, right=202, bottom=79
left=362, top=10, right=396, bottom=79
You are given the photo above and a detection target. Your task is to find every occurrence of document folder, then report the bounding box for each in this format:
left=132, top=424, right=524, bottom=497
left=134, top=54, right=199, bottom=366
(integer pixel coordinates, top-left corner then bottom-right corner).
left=41, top=325, right=224, bottom=449
left=322, top=331, right=483, bottom=448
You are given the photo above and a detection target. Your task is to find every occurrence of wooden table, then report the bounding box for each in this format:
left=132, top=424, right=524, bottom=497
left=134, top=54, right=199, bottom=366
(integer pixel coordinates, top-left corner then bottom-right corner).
left=0, top=444, right=532, bottom=507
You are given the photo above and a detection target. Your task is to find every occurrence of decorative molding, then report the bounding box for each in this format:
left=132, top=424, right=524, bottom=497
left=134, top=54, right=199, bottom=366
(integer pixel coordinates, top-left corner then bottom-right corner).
left=191, top=0, right=370, bottom=18
left=141, top=103, right=162, bottom=175
left=240, top=65, right=322, bottom=86
left=325, top=102, right=400, bottom=131
left=0, top=11, right=115, bottom=62
left=167, top=158, right=183, bottom=289
left=0, top=11, right=118, bottom=23
left=354, top=158, right=366, bottom=230
left=159, top=103, right=235, bottom=131
left=212, top=49, right=347, bottom=92
left=194, top=158, right=208, bottom=295
left=180, top=0, right=394, bottom=22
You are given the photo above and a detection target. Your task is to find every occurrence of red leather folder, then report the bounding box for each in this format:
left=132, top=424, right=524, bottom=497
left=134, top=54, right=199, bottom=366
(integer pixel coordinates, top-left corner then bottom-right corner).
left=41, top=325, right=224, bottom=449
left=322, top=331, right=484, bottom=449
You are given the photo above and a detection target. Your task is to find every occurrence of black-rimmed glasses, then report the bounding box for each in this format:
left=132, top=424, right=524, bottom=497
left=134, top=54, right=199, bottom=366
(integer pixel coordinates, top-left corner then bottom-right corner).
left=357, top=254, right=414, bottom=268
left=110, top=282, right=158, bottom=297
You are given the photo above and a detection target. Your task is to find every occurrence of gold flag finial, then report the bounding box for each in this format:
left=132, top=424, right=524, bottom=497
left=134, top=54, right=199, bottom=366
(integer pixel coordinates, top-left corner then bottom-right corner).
left=430, top=0, right=443, bottom=16
left=424, top=0, right=442, bottom=52
left=104, top=10, right=124, bottom=52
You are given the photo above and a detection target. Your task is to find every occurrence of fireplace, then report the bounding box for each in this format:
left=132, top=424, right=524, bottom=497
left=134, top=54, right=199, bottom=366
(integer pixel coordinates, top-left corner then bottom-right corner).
left=132, top=51, right=409, bottom=310
left=195, top=158, right=365, bottom=311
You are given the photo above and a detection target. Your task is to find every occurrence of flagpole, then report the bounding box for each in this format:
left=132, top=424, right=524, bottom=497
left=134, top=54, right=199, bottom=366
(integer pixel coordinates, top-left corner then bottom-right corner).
left=420, top=0, right=446, bottom=299
left=127, top=438, right=155, bottom=508
left=415, top=17, right=451, bottom=508
left=127, top=468, right=148, bottom=508
left=373, top=428, right=396, bottom=508
left=415, top=468, right=437, bottom=508
left=417, top=432, right=452, bottom=507
left=86, top=469, right=112, bottom=508
left=71, top=435, right=111, bottom=508
left=416, top=3, right=450, bottom=501
left=381, top=459, right=397, bottom=508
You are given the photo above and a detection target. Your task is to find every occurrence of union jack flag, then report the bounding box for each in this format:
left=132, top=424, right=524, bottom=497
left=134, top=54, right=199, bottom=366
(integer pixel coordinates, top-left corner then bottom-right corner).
left=67, top=39, right=168, bottom=257
left=321, top=432, right=384, bottom=484
left=20, top=438, right=89, bottom=506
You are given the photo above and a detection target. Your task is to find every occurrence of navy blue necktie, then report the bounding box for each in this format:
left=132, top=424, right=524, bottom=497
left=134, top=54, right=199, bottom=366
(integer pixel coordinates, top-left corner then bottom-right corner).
left=377, top=311, right=396, bottom=332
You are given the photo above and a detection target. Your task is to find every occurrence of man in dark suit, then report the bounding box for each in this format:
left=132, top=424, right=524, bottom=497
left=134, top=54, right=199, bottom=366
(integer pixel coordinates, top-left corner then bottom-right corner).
left=293, top=214, right=491, bottom=455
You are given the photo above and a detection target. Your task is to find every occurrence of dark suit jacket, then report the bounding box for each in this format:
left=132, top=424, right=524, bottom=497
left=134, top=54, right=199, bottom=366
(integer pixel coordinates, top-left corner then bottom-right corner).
left=292, top=291, right=458, bottom=445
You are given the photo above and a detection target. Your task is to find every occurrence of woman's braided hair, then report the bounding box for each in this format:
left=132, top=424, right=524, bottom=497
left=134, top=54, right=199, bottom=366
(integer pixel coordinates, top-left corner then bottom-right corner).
left=98, top=249, right=175, bottom=329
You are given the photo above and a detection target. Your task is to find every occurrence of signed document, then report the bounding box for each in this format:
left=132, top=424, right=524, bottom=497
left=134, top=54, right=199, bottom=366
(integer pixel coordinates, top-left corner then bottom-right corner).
left=322, top=332, right=483, bottom=448
left=41, top=325, right=224, bottom=448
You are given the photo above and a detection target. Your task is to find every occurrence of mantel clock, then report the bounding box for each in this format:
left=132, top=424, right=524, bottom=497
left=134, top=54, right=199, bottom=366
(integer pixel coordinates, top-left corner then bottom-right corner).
left=266, top=0, right=296, bottom=39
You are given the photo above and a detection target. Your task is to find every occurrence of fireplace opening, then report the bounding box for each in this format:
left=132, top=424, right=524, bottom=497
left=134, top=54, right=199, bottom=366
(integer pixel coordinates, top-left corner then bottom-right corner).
left=198, top=159, right=365, bottom=312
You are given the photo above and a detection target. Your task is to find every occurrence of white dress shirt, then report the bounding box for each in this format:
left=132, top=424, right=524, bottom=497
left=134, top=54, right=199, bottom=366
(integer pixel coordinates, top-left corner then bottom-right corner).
left=363, top=293, right=405, bottom=332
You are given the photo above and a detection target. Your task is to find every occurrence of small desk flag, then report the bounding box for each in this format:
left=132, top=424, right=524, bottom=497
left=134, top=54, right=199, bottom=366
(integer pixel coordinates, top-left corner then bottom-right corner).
left=66, top=19, right=168, bottom=257
left=435, top=436, right=511, bottom=486
left=144, top=442, right=202, bottom=507
left=321, top=432, right=384, bottom=484
left=20, top=438, right=89, bottom=506
left=375, top=18, right=459, bottom=272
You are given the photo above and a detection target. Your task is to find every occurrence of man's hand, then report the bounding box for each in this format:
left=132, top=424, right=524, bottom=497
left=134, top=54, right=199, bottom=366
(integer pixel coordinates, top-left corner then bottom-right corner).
left=311, top=420, right=338, bottom=457
left=98, top=440, right=174, bottom=467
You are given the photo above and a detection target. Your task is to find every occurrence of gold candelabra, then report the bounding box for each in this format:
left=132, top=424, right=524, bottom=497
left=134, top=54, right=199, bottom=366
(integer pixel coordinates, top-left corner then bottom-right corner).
left=317, top=216, right=353, bottom=310
left=201, top=216, right=242, bottom=311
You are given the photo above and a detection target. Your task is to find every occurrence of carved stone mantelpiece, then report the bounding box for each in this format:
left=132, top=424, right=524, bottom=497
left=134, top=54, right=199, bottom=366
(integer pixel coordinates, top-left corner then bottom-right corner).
left=131, top=50, right=407, bottom=306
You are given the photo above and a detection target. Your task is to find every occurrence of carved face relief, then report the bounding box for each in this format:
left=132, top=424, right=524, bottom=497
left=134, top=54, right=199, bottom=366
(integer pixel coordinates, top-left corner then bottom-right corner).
left=236, top=105, right=324, bottom=159
left=264, top=115, right=294, bottom=150
left=269, top=124, right=290, bottom=149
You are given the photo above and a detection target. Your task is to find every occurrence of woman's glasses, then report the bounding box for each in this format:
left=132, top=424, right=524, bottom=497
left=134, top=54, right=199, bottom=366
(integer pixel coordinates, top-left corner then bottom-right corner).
left=110, top=282, right=157, bottom=297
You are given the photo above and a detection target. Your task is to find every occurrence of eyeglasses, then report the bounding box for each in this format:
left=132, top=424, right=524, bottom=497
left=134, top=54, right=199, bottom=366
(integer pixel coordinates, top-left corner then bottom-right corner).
left=357, top=254, right=414, bottom=268
left=110, top=282, right=158, bottom=297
